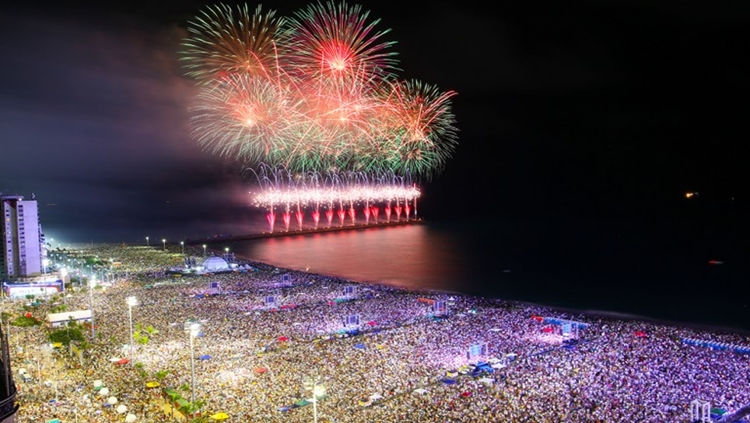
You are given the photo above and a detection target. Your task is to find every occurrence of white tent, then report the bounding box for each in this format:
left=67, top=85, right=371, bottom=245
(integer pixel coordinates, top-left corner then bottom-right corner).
left=201, top=257, right=229, bottom=272
left=47, top=310, right=92, bottom=327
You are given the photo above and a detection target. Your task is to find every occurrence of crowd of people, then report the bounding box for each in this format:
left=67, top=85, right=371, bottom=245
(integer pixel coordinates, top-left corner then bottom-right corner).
left=4, top=243, right=750, bottom=423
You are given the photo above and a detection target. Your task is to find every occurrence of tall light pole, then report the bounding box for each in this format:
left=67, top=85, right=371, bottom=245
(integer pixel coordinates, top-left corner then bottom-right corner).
left=162, top=239, right=166, bottom=251
left=88, top=278, right=96, bottom=339
left=186, top=322, right=201, bottom=405
left=303, top=375, right=326, bottom=423
left=180, top=241, right=185, bottom=255
left=60, top=268, right=68, bottom=305
left=126, top=296, right=138, bottom=364
left=146, top=236, right=149, bottom=247
left=202, top=244, right=206, bottom=257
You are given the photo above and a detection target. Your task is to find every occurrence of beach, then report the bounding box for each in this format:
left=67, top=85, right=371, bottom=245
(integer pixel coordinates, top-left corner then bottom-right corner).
left=5, top=243, right=750, bottom=423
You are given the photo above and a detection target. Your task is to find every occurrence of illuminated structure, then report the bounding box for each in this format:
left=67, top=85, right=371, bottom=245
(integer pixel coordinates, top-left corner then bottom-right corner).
left=180, top=2, right=459, bottom=231
left=1, top=194, right=46, bottom=281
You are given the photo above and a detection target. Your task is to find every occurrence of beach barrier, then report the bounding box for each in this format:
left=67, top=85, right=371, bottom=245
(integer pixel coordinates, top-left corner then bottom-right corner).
left=682, top=338, right=750, bottom=354
left=542, top=317, right=589, bottom=329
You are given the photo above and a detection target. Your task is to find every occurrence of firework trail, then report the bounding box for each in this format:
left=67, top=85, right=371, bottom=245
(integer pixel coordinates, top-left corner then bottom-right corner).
left=181, top=1, right=458, bottom=226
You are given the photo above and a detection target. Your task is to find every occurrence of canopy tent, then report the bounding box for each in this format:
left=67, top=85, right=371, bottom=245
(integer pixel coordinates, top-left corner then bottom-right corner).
left=210, top=412, right=230, bottom=421
left=199, top=354, right=212, bottom=360
left=254, top=367, right=268, bottom=374
left=413, top=388, right=429, bottom=395
left=145, top=381, right=160, bottom=389
left=441, top=378, right=457, bottom=385
left=202, top=257, right=230, bottom=272
left=354, top=343, right=366, bottom=349
left=115, top=358, right=130, bottom=365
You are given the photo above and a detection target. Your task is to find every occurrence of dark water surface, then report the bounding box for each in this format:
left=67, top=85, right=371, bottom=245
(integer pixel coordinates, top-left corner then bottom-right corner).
left=227, top=216, right=750, bottom=333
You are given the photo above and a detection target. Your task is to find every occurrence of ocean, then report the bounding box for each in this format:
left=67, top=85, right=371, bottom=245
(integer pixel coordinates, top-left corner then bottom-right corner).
left=224, top=214, right=750, bottom=334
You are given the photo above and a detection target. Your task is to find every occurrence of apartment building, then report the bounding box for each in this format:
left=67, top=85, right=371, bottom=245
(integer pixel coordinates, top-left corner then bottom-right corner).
left=1, top=194, right=46, bottom=281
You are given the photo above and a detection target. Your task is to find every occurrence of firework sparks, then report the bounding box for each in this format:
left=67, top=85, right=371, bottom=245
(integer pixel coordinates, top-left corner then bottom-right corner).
left=181, top=1, right=458, bottom=230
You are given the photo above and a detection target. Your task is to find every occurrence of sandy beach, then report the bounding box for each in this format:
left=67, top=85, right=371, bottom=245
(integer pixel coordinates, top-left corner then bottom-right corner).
left=5, top=243, right=750, bottom=423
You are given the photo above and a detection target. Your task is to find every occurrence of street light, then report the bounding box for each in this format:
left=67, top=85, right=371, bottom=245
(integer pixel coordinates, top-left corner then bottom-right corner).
left=180, top=241, right=185, bottom=255
left=126, top=296, right=138, bottom=364
left=186, top=322, right=202, bottom=405
left=202, top=244, right=206, bottom=257
left=146, top=236, right=149, bottom=247
left=88, top=277, right=96, bottom=339
left=162, top=239, right=166, bottom=251
left=60, top=268, right=68, bottom=304
left=303, top=375, right=326, bottom=423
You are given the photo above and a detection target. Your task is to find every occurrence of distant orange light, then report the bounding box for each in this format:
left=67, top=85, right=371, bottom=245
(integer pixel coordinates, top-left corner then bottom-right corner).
left=686, top=192, right=695, bottom=198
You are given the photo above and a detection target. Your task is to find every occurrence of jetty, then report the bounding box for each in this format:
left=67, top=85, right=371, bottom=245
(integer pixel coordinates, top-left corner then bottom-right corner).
left=185, top=218, right=424, bottom=246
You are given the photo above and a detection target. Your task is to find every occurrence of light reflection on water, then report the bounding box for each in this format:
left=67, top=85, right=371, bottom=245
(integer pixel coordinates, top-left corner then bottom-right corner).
left=230, top=224, right=468, bottom=294
left=225, top=216, right=750, bottom=332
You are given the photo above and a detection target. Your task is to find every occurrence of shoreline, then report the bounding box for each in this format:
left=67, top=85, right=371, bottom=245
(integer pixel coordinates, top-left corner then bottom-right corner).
left=27, top=242, right=750, bottom=422
left=224, top=251, right=750, bottom=337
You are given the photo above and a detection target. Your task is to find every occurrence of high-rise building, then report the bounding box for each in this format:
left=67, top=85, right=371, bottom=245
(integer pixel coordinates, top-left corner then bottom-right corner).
left=1, top=194, right=46, bottom=281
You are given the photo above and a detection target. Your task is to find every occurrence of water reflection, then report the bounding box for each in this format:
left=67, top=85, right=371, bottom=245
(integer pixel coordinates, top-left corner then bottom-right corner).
left=230, top=224, right=467, bottom=293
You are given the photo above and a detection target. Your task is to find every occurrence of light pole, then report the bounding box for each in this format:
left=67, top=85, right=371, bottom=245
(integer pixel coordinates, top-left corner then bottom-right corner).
left=224, top=247, right=229, bottom=261
left=180, top=241, right=185, bottom=255
left=146, top=236, right=149, bottom=247
left=88, top=277, right=96, bottom=339
left=303, top=375, right=326, bottom=423
left=60, top=268, right=68, bottom=305
left=162, top=239, right=166, bottom=251
left=186, top=322, right=201, bottom=405
left=202, top=244, right=206, bottom=257
left=126, top=296, right=138, bottom=364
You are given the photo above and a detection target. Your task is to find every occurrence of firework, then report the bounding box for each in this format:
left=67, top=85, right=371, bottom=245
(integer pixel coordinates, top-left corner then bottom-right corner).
left=180, top=3, right=289, bottom=85
left=380, top=80, right=459, bottom=180
left=285, top=1, right=400, bottom=86
left=181, top=1, right=458, bottom=229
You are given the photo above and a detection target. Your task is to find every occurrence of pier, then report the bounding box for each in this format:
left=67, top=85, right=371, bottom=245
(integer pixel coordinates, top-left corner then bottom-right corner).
left=185, top=218, right=424, bottom=246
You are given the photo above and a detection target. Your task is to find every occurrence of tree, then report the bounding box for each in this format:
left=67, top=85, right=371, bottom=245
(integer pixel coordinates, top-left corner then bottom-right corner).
left=154, top=369, right=171, bottom=383
left=48, top=320, right=86, bottom=346
left=13, top=315, right=41, bottom=327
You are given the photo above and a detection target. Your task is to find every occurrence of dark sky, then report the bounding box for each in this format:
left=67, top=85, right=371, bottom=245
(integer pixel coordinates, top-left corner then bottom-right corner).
left=1, top=0, right=748, bottom=244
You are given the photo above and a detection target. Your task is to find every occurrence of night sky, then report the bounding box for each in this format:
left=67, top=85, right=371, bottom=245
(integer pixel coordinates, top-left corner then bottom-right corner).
left=1, top=0, right=747, bottom=244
